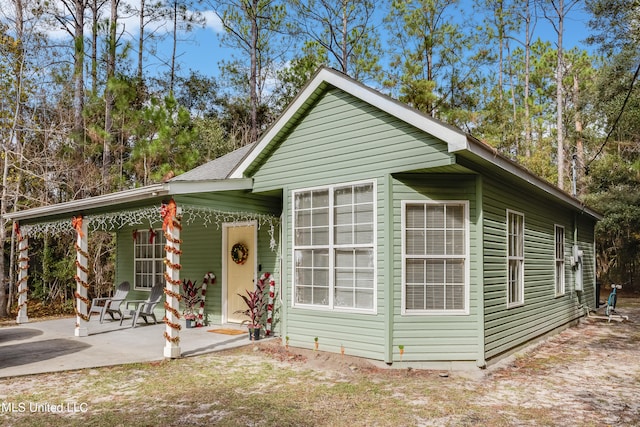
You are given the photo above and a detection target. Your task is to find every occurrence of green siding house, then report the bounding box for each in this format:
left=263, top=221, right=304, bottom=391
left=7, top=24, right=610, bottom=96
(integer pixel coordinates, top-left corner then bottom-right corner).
left=7, top=67, right=601, bottom=368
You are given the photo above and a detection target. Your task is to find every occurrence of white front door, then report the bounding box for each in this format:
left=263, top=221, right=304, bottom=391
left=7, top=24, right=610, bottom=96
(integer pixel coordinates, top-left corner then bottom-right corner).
left=223, top=222, right=257, bottom=323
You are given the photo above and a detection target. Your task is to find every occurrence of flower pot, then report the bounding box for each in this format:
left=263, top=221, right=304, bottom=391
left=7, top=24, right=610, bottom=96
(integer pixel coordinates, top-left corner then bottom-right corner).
left=185, top=319, right=196, bottom=328
left=249, top=327, right=261, bottom=341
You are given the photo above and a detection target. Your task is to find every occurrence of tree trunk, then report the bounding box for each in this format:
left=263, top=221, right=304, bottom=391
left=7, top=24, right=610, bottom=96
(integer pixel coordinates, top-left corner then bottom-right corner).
left=138, top=0, right=145, bottom=83
left=1, top=0, right=26, bottom=318
left=341, top=0, right=348, bottom=73
left=73, top=0, right=86, bottom=139
left=507, top=41, right=518, bottom=152
left=102, top=0, right=120, bottom=194
left=90, top=0, right=99, bottom=95
left=249, top=0, right=258, bottom=144
left=555, top=0, right=565, bottom=190
left=573, top=72, right=584, bottom=195
left=0, top=140, right=10, bottom=317
left=170, top=0, right=178, bottom=96
left=524, top=0, right=532, bottom=156
left=103, top=0, right=118, bottom=193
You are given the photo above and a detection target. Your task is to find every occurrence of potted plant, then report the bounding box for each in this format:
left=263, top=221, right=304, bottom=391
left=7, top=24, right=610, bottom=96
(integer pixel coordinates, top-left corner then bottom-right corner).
left=236, top=278, right=267, bottom=340
left=181, top=279, right=202, bottom=328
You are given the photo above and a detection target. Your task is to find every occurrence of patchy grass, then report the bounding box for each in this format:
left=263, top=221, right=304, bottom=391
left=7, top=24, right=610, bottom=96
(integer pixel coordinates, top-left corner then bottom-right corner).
left=1, top=299, right=639, bottom=426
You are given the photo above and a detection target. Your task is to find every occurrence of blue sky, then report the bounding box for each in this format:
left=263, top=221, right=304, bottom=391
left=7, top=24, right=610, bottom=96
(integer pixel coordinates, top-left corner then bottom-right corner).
left=0, top=0, right=597, bottom=82
left=168, top=2, right=597, bottom=81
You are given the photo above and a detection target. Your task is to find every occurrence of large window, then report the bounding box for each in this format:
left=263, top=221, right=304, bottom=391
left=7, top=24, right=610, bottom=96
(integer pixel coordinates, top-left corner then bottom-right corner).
left=293, top=181, right=375, bottom=311
left=134, top=229, right=166, bottom=290
left=507, top=210, right=524, bottom=306
left=555, top=225, right=565, bottom=296
left=403, top=201, right=468, bottom=314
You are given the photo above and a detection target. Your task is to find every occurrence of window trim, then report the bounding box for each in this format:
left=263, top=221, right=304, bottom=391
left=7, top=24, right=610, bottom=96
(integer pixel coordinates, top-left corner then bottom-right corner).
left=554, top=224, right=565, bottom=297
left=401, top=200, right=470, bottom=316
left=133, top=228, right=165, bottom=291
left=291, top=179, right=377, bottom=314
left=506, top=209, right=525, bottom=308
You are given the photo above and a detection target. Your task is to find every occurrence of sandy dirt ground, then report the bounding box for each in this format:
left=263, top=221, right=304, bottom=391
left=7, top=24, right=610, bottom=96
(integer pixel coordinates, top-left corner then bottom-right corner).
left=254, top=297, right=640, bottom=426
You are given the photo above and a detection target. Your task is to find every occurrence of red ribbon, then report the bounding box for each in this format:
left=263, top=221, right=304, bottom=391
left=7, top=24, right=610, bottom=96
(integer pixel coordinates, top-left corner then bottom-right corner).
left=72, top=216, right=84, bottom=238
left=13, top=222, right=21, bottom=241
left=160, top=200, right=177, bottom=232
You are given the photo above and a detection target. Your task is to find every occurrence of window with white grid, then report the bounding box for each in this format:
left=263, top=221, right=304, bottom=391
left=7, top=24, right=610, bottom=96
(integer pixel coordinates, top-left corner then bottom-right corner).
left=403, top=201, right=468, bottom=314
left=293, top=181, right=375, bottom=311
left=134, top=229, right=166, bottom=290
left=555, top=225, right=565, bottom=296
left=507, top=210, right=524, bottom=306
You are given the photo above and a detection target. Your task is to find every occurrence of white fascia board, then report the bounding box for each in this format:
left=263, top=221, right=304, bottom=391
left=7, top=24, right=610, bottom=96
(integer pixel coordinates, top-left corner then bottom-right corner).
left=167, top=178, right=253, bottom=194
left=460, top=139, right=603, bottom=220
left=5, top=184, right=169, bottom=222
left=230, top=67, right=469, bottom=178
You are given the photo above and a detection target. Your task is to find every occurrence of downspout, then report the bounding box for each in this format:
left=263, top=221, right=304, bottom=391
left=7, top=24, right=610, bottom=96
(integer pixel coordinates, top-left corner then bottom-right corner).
left=384, top=174, right=394, bottom=364
left=476, top=176, right=487, bottom=368
left=572, top=156, right=586, bottom=313
left=574, top=213, right=585, bottom=314
left=592, top=226, right=596, bottom=310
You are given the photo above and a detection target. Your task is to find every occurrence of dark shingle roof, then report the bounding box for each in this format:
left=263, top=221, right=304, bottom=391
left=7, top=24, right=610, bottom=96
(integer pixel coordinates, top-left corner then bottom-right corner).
left=170, top=143, right=255, bottom=181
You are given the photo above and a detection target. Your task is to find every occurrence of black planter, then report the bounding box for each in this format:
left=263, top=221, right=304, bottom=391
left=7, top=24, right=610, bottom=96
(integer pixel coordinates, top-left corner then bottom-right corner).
left=249, top=327, right=261, bottom=341
left=186, top=319, right=196, bottom=328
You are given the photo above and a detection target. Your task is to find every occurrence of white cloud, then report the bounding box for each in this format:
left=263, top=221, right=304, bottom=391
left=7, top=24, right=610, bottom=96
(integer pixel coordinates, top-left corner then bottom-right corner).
left=200, top=10, right=224, bottom=33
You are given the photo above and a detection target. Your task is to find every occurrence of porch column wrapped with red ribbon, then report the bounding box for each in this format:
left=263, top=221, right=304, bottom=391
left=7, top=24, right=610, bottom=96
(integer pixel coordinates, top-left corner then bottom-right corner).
left=15, top=222, right=29, bottom=324
left=161, top=199, right=183, bottom=357
left=72, top=215, right=89, bottom=337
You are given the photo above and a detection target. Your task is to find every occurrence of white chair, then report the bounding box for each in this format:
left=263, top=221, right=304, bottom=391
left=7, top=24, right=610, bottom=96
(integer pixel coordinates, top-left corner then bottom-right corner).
left=119, top=283, right=164, bottom=328
left=88, top=281, right=130, bottom=323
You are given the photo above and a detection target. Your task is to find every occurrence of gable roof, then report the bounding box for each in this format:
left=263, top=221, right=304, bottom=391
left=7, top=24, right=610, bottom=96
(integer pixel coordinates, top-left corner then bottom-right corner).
left=230, top=67, right=602, bottom=220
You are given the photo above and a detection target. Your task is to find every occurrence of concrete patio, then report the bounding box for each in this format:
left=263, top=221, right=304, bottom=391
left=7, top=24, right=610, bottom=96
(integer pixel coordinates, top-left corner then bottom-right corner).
left=0, top=317, right=258, bottom=378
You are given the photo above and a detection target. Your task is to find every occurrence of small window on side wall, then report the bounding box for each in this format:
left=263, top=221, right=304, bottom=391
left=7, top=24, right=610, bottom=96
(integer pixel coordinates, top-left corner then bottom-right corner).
left=555, top=225, right=565, bottom=296
left=507, top=210, right=524, bottom=307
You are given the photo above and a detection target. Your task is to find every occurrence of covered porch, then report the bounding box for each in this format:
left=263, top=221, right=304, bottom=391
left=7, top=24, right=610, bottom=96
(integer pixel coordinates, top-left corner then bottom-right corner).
left=6, top=180, right=281, bottom=360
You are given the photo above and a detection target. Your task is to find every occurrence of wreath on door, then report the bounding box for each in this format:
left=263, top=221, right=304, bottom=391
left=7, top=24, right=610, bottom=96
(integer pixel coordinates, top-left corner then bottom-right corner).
left=231, top=242, right=249, bottom=265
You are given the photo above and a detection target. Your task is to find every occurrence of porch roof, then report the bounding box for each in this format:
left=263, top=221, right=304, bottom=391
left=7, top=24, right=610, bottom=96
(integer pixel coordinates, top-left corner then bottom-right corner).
left=4, top=179, right=253, bottom=225
left=4, top=145, right=255, bottom=225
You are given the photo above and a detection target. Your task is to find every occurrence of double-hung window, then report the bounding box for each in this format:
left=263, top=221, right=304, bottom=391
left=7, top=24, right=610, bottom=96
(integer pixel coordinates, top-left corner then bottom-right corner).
left=403, top=201, right=468, bottom=314
left=507, top=210, right=525, bottom=306
left=134, top=229, right=165, bottom=290
left=293, top=181, right=376, bottom=311
left=555, top=225, right=565, bottom=296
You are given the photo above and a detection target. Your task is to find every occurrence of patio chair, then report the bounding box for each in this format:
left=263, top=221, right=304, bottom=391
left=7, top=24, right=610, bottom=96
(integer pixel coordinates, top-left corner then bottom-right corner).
left=88, top=281, right=131, bottom=323
left=119, top=283, right=165, bottom=328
